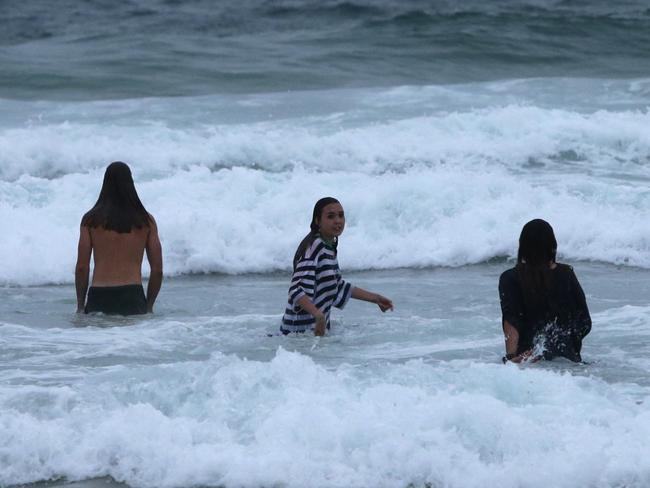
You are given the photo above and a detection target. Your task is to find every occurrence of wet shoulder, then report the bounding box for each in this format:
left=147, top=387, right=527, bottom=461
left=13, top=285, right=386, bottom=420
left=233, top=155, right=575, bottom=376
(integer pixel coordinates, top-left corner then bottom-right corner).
left=311, top=238, right=338, bottom=264
left=553, top=262, right=575, bottom=277
left=499, top=267, right=518, bottom=287
left=304, top=237, right=326, bottom=261
left=553, top=263, right=579, bottom=287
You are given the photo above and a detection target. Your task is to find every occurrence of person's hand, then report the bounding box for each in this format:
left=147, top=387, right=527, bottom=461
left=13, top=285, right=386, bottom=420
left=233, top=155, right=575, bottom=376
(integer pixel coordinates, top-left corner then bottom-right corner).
left=314, top=313, right=326, bottom=336
left=507, top=350, right=541, bottom=363
left=374, top=294, right=394, bottom=312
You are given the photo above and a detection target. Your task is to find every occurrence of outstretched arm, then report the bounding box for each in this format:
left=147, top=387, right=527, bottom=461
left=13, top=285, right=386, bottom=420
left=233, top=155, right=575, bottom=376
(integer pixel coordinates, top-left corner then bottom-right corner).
left=75, top=224, right=92, bottom=312
left=145, top=216, right=163, bottom=313
left=351, top=287, right=394, bottom=312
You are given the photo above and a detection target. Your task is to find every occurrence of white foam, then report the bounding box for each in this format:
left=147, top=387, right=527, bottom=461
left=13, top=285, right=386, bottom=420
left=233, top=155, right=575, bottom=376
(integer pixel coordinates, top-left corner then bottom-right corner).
left=1, top=160, right=650, bottom=285
left=0, top=348, right=648, bottom=488
left=2, top=83, right=650, bottom=285
left=1, top=101, right=650, bottom=180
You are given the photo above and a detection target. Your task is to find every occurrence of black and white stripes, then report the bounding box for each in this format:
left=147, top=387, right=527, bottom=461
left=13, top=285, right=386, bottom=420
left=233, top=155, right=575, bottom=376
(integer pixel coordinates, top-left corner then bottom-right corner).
left=281, top=237, right=352, bottom=333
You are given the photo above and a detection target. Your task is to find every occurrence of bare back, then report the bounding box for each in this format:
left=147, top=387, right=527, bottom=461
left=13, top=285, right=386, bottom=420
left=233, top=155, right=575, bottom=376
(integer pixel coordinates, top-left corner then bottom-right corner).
left=89, top=226, right=150, bottom=286
left=74, top=164, right=164, bottom=313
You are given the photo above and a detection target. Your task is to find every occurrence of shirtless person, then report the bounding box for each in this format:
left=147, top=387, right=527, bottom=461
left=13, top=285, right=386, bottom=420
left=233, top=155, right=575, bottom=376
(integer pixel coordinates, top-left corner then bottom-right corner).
left=75, top=161, right=163, bottom=315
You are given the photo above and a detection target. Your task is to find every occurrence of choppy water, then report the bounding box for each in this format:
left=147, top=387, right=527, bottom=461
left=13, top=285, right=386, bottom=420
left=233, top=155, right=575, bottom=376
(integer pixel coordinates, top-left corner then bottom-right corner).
left=2, top=0, right=650, bottom=99
left=2, top=266, right=650, bottom=488
left=2, top=78, right=650, bottom=284
left=2, top=1, right=650, bottom=487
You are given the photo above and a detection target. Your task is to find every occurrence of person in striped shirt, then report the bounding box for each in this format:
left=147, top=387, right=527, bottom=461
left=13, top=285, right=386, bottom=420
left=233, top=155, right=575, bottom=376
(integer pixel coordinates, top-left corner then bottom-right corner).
left=282, top=197, right=393, bottom=335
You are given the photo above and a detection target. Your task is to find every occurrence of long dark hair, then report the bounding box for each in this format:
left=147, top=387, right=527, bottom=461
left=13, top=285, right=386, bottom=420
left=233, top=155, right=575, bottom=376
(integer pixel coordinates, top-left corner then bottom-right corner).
left=515, top=218, right=558, bottom=310
left=82, top=161, right=151, bottom=233
left=292, top=197, right=340, bottom=270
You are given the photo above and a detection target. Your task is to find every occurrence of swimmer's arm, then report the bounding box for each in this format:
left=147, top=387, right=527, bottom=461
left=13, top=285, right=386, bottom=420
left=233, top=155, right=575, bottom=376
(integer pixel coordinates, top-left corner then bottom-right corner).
left=145, top=215, right=163, bottom=313
left=570, top=269, right=592, bottom=338
left=502, top=320, right=538, bottom=363
left=296, top=296, right=326, bottom=336
left=499, top=273, right=532, bottom=363
left=75, top=224, right=92, bottom=313
left=502, top=320, right=519, bottom=357
left=351, top=287, right=394, bottom=312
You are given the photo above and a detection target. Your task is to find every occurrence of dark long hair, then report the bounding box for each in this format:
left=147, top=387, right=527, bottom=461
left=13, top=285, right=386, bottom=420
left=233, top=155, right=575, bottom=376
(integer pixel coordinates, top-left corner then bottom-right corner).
left=515, top=219, right=557, bottom=310
left=82, top=161, right=151, bottom=233
left=292, top=197, right=340, bottom=270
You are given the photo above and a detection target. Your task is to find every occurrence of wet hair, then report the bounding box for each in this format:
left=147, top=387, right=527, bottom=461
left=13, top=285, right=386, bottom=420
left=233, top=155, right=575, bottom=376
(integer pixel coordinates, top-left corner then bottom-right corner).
left=82, top=161, right=151, bottom=233
left=516, top=218, right=558, bottom=309
left=292, top=197, right=340, bottom=270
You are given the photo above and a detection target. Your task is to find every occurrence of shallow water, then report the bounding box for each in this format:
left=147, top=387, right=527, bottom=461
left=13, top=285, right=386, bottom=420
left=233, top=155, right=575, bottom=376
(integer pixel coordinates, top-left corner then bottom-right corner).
left=2, top=263, right=650, bottom=488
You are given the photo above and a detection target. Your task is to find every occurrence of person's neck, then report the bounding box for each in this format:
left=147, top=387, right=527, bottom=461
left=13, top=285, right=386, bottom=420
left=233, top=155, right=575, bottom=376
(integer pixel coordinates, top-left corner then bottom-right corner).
left=519, top=260, right=557, bottom=269
left=319, top=233, right=336, bottom=247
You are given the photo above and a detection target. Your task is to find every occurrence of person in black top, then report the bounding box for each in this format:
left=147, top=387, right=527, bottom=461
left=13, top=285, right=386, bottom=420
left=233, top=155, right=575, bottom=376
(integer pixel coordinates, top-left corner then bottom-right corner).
left=498, top=219, right=591, bottom=363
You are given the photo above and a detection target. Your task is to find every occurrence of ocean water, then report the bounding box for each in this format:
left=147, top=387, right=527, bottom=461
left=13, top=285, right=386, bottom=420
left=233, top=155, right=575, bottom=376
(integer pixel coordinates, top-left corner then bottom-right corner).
left=1, top=1, right=650, bottom=487
left=2, top=265, right=650, bottom=488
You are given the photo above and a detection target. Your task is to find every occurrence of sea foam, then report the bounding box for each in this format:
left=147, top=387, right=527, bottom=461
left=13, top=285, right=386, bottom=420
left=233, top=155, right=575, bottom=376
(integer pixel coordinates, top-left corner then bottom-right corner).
left=0, top=347, right=648, bottom=488
left=1, top=84, right=650, bottom=285
left=1, top=161, right=649, bottom=285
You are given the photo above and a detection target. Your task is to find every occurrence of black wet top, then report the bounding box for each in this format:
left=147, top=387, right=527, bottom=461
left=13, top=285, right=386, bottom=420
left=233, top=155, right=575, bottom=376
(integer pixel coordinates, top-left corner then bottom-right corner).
left=498, top=264, right=592, bottom=362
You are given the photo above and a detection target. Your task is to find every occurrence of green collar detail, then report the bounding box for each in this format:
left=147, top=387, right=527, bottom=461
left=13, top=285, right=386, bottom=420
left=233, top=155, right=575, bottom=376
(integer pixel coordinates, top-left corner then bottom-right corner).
left=318, top=234, right=336, bottom=250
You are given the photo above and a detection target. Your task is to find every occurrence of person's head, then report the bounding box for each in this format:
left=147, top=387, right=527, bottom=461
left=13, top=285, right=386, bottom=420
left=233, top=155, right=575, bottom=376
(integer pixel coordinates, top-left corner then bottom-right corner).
left=82, top=161, right=151, bottom=233
left=310, top=197, right=345, bottom=241
left=517, top=219, right=557, bottom=267
left=293, top=197, right=343, bottom=269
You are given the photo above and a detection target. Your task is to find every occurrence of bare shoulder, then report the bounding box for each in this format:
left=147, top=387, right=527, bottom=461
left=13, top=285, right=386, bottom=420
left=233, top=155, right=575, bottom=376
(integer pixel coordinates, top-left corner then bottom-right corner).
left=147, top=213, right=158, bottom=230
left=145, top=214, right=161, bottom=248
left=80, top=211, right=91, bottom=227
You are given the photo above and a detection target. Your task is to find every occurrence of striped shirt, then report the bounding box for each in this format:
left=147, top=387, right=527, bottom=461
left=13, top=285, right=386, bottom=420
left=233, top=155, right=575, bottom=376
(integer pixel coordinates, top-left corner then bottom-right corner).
left=281, top=237, right=353, bottom=333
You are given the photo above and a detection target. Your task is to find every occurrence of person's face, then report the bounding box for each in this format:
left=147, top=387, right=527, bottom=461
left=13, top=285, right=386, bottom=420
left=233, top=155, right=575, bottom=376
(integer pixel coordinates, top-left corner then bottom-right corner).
left=316, top=202, right=345, bottom=240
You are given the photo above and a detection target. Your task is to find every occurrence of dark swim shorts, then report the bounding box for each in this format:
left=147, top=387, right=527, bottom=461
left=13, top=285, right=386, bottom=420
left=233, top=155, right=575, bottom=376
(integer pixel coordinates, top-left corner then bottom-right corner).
left=85, top=284, right=147, bottom=315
